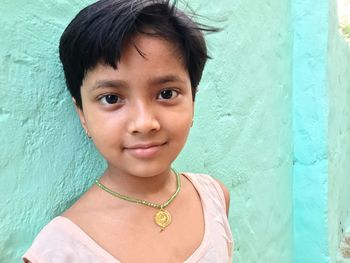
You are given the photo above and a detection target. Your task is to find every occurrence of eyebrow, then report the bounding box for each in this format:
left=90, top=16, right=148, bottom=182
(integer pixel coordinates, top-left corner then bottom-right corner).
left=91, top=74, right=186, bottom=91
left=149, top=74, right=186, bottom=85
left=91, top=79, right=127, bottom=91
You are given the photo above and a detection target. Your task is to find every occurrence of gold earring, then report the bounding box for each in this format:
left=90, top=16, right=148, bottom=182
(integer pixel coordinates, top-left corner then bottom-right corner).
left=85, top=130, right=91, bottom=139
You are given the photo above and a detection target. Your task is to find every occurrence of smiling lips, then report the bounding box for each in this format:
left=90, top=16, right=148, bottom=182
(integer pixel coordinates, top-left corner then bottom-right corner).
left=124, top=142, right=166, bottom=158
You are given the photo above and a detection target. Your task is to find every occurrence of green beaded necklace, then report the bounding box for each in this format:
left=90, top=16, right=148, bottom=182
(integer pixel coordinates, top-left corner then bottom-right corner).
left=94, top=169, right=180, bottom=231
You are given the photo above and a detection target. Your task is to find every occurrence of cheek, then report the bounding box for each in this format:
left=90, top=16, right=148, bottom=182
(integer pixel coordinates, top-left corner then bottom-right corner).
left=85, top=110, right=125, bottom=142
left=167, top=112, right=192, bottom=140
left=172, top=103, right=193, bottom=134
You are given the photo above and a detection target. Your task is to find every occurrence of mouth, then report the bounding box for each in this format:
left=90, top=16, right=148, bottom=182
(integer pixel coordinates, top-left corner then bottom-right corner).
left=124, top=142, right=167, bottom=159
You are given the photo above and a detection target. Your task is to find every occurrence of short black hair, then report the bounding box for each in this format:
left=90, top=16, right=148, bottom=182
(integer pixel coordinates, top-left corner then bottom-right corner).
left=59, top=0, right=217, bottom=108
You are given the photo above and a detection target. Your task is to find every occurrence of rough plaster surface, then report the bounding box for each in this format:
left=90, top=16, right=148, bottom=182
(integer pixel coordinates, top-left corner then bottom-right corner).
left=177, top=0, right=294, bottom=262
left=290, top=0, right=350, bottom=261
left=328, top=1, right=350, bottom=262
left=292, top=0, right=330, bottom=262
left=293, top=0, right=350, bottom=262
left=0, top=1, right=294, bottom=263
left=0, top=1, right=104, bottom=262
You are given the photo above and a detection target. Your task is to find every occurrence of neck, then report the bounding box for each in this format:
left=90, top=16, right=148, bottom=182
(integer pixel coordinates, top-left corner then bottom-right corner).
left=99, top=166, right=176, bottom=200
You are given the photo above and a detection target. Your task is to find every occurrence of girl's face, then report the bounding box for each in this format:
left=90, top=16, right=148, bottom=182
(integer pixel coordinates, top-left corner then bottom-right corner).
left=76, top=34, right=194, bottom=178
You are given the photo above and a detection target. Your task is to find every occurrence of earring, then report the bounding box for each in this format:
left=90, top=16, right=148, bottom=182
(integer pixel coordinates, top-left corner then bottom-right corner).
left=85, top=130, right=91, bottom=139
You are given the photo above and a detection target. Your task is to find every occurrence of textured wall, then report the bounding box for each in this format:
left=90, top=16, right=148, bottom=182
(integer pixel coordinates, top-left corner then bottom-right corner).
left=0, top=1, right=294, bottom=262
left=292, top=0, right=330, bottom=262
left=292, top=0, right=350, bottom=262
left=176, top=0, right=294, bottom=262
left=327, top=0, right=350, bottom=262
left=0, top=1, right=105, bottom=262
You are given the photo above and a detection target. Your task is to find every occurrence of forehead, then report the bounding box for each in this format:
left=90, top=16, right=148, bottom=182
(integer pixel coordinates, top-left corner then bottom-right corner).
left=83, top=34, right=190, bottom=88
left=120, top=34, right=184, bottom=68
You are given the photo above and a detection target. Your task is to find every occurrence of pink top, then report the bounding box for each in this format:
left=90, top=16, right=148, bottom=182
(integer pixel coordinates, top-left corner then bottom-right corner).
left=23, top=173, right=233, bottom=262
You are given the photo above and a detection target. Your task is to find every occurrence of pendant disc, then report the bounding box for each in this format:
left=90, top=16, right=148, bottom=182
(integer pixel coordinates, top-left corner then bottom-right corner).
left=154, top=209, right=171, bottom=229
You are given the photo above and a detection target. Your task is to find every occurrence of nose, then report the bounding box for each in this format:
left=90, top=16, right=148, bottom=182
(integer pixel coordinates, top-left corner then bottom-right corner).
left=127, top=101, right=160, bottom=134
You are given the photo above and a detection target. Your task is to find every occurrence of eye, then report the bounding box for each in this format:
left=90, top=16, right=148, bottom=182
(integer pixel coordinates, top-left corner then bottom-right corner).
left=99, top=94, right=121, bottom=105
left=157, top=89, right=179, bottom=100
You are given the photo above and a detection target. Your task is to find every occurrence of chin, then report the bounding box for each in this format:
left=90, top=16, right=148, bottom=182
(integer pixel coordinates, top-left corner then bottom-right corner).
left=108, top=161, right=172, bottom=178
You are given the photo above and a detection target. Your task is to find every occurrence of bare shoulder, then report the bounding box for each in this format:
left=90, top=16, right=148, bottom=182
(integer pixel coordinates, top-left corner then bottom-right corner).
left=213, top=178, right=231, bottom=216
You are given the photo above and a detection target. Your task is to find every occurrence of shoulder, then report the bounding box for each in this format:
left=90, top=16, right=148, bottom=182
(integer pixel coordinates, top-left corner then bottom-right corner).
left=26, top=217, right=70, bottom=244
left=183, top=173, right=231, bottom=216
left=22, top=216, right=100, bottom=262
left=213, top=178, right=230, bottom=216
left=22, top=217, right=65, bottom=263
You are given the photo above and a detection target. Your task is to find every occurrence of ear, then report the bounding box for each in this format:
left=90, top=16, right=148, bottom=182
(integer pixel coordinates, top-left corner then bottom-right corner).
left=72, top=98, right=90, bottom=136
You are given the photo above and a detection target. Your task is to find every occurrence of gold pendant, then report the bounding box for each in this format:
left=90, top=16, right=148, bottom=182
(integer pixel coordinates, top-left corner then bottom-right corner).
left=154, top=209, right=171, bottom=230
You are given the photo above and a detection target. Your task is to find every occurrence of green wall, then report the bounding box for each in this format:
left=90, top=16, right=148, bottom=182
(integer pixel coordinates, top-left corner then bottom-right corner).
left=328, top=0, right=350, bottom=262
left=0, top=1, right=294, bottom=262
left=0, top=1, right=105, bottom=261
left=2, top=0, right=350, bottom=262
left=180, top=0, right=294, bottom=262
left=292, top=0, right=329, bottom=261
left=292, top=0, right=350, bottom=262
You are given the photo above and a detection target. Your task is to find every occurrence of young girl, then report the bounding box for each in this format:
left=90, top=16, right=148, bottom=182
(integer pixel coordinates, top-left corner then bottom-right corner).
left=23, top=0, right=233, bottom=262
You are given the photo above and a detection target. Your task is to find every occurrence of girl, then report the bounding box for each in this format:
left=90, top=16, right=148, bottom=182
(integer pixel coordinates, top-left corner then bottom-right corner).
left=23, top=0, right=233, bottom=262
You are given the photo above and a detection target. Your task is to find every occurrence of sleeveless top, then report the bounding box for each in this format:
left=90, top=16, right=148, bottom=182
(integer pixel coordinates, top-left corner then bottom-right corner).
left=22, top=173, right=233, bottom=262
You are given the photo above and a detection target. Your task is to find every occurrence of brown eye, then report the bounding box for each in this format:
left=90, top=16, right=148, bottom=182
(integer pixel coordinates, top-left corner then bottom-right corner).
left=157, top=89, right=178, bottom=100
left=100, top=95, right=120, bottom=105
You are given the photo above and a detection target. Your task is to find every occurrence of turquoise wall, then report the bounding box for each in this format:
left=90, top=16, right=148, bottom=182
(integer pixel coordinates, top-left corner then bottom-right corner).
left=292, top=0, right=329, bottom=262
left=178, top=1, right=294, bottom=262
left=1, top=0, right=349, bottom=262
left=0, top=1, right=105, bottom=262
left=292, top=0, right=350, bottom=262
left=328, top=0, right=350, bottom=262
left=0, top=1, right=294, bottom=262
